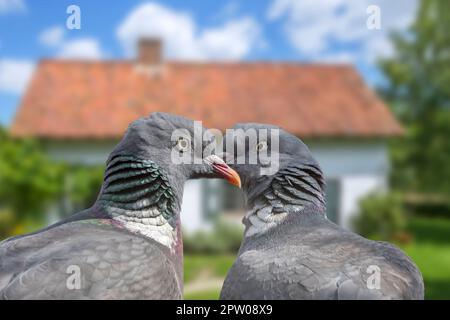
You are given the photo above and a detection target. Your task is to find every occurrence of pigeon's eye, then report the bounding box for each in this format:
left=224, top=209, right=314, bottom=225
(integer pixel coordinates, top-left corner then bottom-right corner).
left=256, top=141, right=268, bottom=152
left=176, top=137, right=190, bottom=152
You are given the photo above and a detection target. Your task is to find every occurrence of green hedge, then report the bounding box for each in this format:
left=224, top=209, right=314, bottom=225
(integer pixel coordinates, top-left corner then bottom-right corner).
left=183, top=220, right=244, bottom=254
left=352, top=192, right=407, bottom=241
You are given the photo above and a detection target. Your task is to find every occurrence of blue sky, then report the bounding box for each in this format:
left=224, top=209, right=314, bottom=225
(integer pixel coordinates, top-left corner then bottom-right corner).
left=0, top=0, right=418, bottom=126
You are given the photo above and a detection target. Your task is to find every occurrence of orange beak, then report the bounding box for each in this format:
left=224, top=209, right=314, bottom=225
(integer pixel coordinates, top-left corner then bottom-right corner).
left=205, top=155, right=241, bottom=188
left=212, top=162, right=241, bottom=188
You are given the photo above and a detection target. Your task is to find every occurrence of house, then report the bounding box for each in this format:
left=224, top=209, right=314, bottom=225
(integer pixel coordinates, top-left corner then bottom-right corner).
left=11, top=39, right=403, bottom=232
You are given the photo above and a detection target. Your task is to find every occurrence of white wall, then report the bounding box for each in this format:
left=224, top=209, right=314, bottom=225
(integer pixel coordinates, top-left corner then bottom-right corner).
left=340, top=175, right=387, bottom=229
left=180, top=180, right=205, bottom=232
left=308, top=141, right=389, bottom=177
left=45, top=141, right=117, bottom=165
left=308, top=140, right=390, bottom=229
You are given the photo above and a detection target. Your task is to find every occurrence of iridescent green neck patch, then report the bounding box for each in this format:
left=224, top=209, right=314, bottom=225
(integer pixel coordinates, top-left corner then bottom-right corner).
left=99, top=155, right=176, bottom=221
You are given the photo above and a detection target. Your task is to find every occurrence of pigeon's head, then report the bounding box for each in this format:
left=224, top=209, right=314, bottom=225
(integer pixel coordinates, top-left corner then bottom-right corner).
left=109, top=112, right=241, bottom=189
left=224, top=123, right=325, bottom=205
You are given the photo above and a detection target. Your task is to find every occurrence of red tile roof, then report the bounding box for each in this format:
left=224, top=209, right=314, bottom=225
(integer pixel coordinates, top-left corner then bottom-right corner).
left=12, top=60, right=403, bottom=139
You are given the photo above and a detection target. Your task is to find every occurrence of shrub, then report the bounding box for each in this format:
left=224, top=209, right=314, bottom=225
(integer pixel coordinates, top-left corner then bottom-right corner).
left=352, top=192, right=408, bottom=241
left=64, top=165, right=105, bottom=212
left=183, top=220, right=244, bottom=254
left=0, top=128, right=65, bottom=224
left=0, top=127, right=105, bottom=238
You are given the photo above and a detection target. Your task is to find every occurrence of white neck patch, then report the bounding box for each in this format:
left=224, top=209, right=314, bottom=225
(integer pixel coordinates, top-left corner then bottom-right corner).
left=107, top=206, right=178, bottom=252
left=244, top=205, right=289, bottom=237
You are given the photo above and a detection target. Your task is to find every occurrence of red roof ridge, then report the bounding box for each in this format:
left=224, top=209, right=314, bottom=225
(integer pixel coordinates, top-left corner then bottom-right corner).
left=12, top=58, right=404, bottom=139
left=37, top=58, right=356, bottom=69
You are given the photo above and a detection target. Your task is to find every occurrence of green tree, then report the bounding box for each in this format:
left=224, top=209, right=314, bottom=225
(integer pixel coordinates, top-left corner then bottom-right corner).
left=0, top=128, right=105, bottom=238
left=63, top=164, right=104, bottom=215
left=380, top=0, right=450, bottom=194
left=0, top=127, right=65, bottom=236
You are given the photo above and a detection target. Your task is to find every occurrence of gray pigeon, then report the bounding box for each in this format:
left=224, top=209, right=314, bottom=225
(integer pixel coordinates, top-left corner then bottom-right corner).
left=0, top=112, right=241, bottom=299
left=220, top=123, right=424, bottom=300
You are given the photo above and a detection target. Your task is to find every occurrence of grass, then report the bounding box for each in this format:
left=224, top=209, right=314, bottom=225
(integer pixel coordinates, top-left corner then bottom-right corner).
left=400, top=217, right=450, bottom=299
left=184, top=254, right=236, bottom=283
left=184, top=216, right=450, bottom=300
left=184, top=254, right=235, bottom=299
left=185, top=289, right=222, bottom=300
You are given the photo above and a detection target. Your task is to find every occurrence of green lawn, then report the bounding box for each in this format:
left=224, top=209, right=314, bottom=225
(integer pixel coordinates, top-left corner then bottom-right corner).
left=401, top=217, right=450, bottom=299
left=184, top=254, right=235, bottom=284
left=184, top=217, right=450, bottom=300
left=185, top=289, right=222, bottom=300
left=184, top=254, right=235, bottom=299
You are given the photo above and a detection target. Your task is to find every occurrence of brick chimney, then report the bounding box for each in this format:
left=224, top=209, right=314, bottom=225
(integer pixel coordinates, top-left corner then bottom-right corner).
left=137, top=38, right=163, bottom=66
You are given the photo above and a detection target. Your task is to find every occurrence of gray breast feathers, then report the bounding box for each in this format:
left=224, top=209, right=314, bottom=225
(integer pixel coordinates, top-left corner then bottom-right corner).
left=221, top=224, right=423, bottom=300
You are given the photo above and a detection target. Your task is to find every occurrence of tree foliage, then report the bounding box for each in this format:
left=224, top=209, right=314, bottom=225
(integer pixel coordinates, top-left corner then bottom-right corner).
left=0, top=127, right=104, bottom=238
left=379, top=0, right=450, bottom=194
left=63, top=164, right=104, bottom=215
left=0, top=128, right=64, bottom=222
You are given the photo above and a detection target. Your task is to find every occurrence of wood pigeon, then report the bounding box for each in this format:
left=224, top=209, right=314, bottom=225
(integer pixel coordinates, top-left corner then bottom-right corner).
left=220, top=123, right=424, bottom=300
left=0, top=112, right=241, bottom=299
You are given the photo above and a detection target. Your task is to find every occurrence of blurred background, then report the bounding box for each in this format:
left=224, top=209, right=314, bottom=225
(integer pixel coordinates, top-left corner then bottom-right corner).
left=0, top=0, right=449, bottom=299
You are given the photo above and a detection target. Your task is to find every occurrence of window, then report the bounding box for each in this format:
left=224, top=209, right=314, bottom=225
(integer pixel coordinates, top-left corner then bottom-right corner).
left=202, top=180, right=245, bottom=220
left=325, top=178, right=340, bottom=224
left=222, top=182, right=245, bottom=211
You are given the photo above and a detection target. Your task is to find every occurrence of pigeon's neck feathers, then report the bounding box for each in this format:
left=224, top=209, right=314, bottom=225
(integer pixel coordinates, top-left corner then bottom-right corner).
left=267, top=163, right=325, bottom=207
left=96, top=155, right=181, bottom=251
left=243, top=163, right=326, bottom=238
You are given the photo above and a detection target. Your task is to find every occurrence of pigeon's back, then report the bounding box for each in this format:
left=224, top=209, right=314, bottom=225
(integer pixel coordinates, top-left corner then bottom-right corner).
left=0, top=220, right=181, bottom=299
left=221, top=212, right=424, bottom=300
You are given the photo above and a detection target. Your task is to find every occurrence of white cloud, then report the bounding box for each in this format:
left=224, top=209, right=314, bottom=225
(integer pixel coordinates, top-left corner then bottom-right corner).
left=315, top=52, right=358, bottom=64
left=38, top=26, right=65, bottom=47
left=198, top=18, right=261, bottom=60
left=38, top=25, right=104, bottom=60
left=267, top=0, right=418, bottom=63
left=57, top=38, right=103, bottom=60
left=117, top=2, right=261, bottom=61
left=0, top=0, right=25, bottom=14
left=0, top=59, right=34, bottom=94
